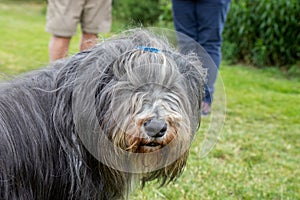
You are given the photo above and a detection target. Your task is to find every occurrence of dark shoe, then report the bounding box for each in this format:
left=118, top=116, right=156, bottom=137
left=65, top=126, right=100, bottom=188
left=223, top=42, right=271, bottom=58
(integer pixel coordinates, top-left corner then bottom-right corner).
left=201, top=102, right=211, bottom=116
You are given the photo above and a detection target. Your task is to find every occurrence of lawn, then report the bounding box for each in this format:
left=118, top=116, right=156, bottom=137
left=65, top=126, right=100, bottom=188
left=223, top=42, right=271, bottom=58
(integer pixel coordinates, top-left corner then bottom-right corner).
left=0, top=1, right=299, bottom=199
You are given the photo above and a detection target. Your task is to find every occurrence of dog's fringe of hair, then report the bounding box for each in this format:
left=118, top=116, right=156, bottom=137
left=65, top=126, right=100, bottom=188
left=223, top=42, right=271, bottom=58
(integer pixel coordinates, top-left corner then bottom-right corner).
left=0, top=29, right=205, bottom=199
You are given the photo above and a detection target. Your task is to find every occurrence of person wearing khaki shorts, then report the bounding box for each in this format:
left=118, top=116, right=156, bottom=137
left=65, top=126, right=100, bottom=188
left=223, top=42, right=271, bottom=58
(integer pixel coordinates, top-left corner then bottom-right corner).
left=45, top=0, right=112, bottom=62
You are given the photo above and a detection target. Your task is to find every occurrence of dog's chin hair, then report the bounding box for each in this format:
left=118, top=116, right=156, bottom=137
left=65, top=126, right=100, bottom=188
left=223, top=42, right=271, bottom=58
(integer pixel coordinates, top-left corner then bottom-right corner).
left=140, top=151, right=189, bottom=187
left=0, top=28, right=205, bottom=199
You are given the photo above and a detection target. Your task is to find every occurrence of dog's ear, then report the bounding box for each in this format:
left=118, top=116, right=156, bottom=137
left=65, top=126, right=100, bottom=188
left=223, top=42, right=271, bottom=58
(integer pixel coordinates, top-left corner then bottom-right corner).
left=94, top=61, right=116, bottom=122
left=52, top=50, right=116, bottom=135
left=172, top=54, right=205, bottom=115
left=183, top=63, right=204, bottom=111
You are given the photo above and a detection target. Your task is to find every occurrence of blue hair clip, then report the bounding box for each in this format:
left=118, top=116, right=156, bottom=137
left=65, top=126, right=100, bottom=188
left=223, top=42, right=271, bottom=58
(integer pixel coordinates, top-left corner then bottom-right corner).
left=137, top=46, right=161, bottom=53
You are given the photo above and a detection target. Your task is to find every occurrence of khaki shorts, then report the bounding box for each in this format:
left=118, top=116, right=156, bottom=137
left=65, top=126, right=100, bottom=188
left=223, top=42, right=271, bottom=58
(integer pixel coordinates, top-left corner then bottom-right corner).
left=45, top=0, right=112, bottom=37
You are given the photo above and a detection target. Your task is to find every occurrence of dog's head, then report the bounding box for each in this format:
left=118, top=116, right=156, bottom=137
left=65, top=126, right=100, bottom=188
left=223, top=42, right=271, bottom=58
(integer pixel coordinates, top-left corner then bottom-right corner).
left=69, top=29, right=205, bottom=185
left=107, top=50, right=202, bottom=154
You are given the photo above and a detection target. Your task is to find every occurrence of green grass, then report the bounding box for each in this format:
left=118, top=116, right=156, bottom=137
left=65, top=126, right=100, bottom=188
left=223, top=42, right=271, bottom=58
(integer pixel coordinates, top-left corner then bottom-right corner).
left=1, top=2, right=300, bottom=199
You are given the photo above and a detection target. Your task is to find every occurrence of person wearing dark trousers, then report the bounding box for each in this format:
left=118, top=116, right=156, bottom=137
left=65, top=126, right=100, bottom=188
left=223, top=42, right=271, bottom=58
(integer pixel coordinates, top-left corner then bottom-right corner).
left=172, top=0, right=231, bottom=115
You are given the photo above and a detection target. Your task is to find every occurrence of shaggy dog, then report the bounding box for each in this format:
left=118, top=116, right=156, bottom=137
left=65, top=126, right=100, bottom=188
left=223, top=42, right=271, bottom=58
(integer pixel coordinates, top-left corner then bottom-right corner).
left=0, top=29, right=205, bottom=199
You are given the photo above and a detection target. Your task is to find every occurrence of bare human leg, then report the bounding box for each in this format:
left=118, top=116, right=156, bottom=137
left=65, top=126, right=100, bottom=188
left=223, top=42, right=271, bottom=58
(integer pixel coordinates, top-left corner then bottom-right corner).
left=49, top=35, right=71, bottom=62
left=80, top=32, right=98, bottom=51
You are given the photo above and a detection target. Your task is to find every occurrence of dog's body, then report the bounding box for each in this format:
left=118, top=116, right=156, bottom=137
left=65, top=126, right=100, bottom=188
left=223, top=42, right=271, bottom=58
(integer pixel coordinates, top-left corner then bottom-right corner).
left=0, top=29, right=205, bottom=199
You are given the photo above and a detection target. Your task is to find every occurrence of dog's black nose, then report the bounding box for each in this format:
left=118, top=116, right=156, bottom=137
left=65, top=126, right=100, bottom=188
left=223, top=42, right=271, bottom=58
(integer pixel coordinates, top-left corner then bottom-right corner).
left=144, top=118, right=167, bottom=138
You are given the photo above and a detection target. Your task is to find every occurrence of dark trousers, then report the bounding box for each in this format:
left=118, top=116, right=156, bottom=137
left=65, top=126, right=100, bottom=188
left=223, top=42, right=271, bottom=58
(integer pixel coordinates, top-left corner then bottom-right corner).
left=172, top=0, right=230, bottom=104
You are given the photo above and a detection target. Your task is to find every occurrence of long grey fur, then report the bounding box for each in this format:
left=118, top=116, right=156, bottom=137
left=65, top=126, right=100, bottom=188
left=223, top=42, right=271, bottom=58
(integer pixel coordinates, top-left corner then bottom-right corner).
left=0, top=29, right=205, bottom=200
